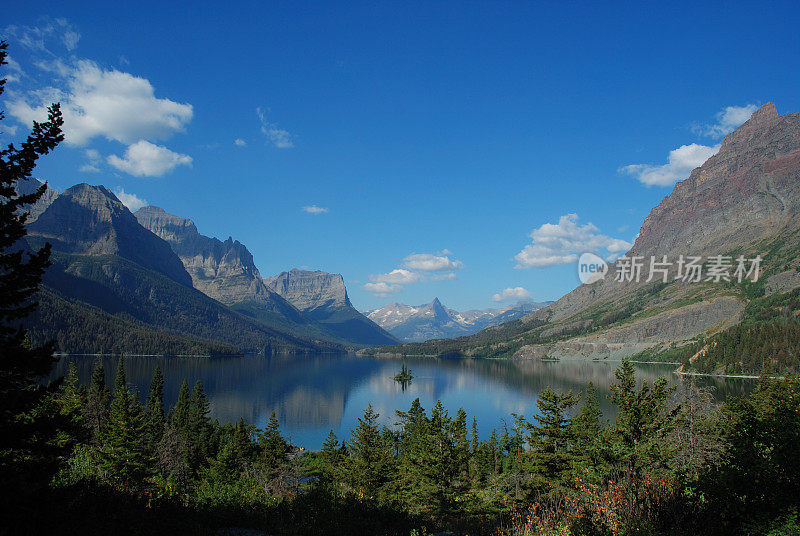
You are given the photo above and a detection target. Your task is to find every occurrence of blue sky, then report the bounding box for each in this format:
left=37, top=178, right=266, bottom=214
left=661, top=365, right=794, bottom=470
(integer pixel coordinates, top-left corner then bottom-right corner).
left=3, top=1, right=799, bottom=312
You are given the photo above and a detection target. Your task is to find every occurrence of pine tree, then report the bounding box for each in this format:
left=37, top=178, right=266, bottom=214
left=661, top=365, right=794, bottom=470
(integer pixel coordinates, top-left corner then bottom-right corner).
left=84, top=360, right=109, bottom=445
left=0, top=40, right=64, bottom=489
left=259, top=411, right=288, bottom=469
left=348, top=403, right=394, bottom=500
left=172, top=379, right=191, bottom=430
left=608, top=360, right=675, bottom=473
left=320, top=429, right=343, bottom=486
left=570, top=382, right=602, bottom=469
left=525, top=387, right=580, bottom=493
left=144, top=366, right=165, bottom=450
left=101, top=356, right=150, bottom=485
left=186, top=380, right=212, bottom=472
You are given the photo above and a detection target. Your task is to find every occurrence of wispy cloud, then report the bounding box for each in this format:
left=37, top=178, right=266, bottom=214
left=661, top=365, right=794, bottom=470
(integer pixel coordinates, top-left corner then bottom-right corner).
left=514, top=214, right=631, bottom=268
left=3, top=18, right=80, bottom=54
left=114, top=187, right=148, bottom=211
left=492, top=287, right=533, bottom=302
left=256, top=107, right=293, bottom=148
left=365, top=251, right=463, bottom=296
left=403, top=252, right=464, bottom=272
left=693, top=104, right=759, bottom=138
left=234, top=138, right=247, bottom=147
left=302, top=205, right=328, bottom=214
left=363, top=282, right=403, bottom=298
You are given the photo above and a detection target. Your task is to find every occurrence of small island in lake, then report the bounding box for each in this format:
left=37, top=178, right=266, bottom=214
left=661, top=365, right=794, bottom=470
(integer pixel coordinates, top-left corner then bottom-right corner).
left=393, top=362, right=414, bottom=383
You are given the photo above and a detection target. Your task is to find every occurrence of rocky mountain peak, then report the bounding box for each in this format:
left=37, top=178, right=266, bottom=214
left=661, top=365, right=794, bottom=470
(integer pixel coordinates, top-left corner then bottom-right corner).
left=749, top=102, right=778, bottom=123
left=15, top=177, right=59, bottom=222
left=265, top=269, right=351, bottom=311
left=134, top=205, right=284, bottom=306
left=29, top=184, right=192, bottom=287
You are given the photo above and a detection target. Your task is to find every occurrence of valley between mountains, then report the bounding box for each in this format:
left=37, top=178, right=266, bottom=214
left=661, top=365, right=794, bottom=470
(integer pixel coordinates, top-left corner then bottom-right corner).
left=16, top=103, right=800, bottom=376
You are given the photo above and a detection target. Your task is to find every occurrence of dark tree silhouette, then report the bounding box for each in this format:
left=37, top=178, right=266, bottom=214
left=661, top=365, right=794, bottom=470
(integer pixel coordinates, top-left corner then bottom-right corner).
left=0, top=39, right=64, bottom=487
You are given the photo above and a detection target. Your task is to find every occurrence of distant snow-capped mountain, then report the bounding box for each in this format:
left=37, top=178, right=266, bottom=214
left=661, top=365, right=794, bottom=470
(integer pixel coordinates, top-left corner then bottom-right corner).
left=365, top=298, right=549, bottom=342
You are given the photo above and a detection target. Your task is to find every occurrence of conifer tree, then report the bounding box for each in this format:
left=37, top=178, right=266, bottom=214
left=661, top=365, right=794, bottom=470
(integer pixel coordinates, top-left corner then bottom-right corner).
left=186, top=380, right=212, bottom=471
left=101, top=357, right=150, bottom=485
left=259, top=411, right=288, bottom=469
left=172, top=379, right=191, bottom=430
left=348, top=403, right=393, bottom=500
left=608, top=360, right=675, bottom=472
left=84, top=360, right=109, bottom=445
left=0, top=40, right=63, bottom=489
left=144, top=366, right=165, bottom=450
left=525, top=387, right=580, bottom=492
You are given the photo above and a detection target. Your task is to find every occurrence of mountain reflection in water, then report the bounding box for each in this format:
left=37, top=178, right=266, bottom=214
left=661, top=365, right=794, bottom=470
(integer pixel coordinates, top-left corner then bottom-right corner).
left=49, top=354, right=754, bottom=450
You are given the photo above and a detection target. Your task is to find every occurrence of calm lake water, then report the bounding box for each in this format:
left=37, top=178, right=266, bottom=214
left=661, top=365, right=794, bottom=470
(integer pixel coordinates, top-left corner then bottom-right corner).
left=49, top=354, right=755, bottom=450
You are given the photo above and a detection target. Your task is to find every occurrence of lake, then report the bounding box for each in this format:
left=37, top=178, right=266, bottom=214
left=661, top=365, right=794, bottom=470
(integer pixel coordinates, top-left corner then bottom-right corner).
left=49, top=354, right=755, bottom=450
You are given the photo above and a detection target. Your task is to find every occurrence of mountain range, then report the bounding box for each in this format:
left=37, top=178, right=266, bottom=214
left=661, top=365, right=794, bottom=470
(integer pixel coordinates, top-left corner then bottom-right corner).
left=365, top=298, right=549, bottom=342
left=18, top=182, right=395, bottom=354
left=370, top=103, right=800, bottom=361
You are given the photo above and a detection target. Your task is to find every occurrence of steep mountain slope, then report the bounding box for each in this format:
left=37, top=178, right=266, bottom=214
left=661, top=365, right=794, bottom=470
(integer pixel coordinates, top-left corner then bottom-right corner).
left=136, top=207, right=388, bottom=346
left=135, top=207, right=307, bottom=326
left=16, top=177, right=59, bottom=222
left=375, top=103, right=800, bottom=359
left=24, top=185, right=339, bottom=355
left=30, top=184, right=193, bottom=287
left=366, top=298, right=548, bottom=342
left=265, top=269, right=397, bottom=346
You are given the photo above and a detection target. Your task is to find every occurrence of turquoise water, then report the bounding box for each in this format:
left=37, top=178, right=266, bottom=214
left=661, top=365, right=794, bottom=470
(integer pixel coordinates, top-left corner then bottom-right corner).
left=49, top=354, right=754, bottom=450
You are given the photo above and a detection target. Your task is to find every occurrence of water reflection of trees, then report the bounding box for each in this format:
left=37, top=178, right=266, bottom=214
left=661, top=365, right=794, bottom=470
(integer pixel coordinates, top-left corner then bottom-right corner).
left=50, top=354, right=753, bottom=440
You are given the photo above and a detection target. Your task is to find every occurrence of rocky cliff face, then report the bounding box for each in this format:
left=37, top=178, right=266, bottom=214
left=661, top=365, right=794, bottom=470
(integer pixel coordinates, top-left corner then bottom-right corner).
left=265, top=269, right=352, bottom=312
left=137, top=210, right=393, bottom=347
left=135, top=206, right=298, bottom=318
left=29, top=184, right=192, bottom=287
left=266, top=269, right=398, bottom=346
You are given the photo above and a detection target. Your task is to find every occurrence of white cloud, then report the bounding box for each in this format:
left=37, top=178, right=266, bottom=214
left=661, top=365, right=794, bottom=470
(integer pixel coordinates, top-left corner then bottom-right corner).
left=492, top=287, right=533, bottom=302
left=403, top=252, right=464, bottom=272
left=107, top=140, right=192, bottom=177
left=78, top=164, right=100, bottom=173
left=366, top=251, right=462, bottom=296
left=370, top=269, right=422, bottom=285
left=621, top=104, right=758, bottom=188
left=302, top=205, right=329, bottom=214
left=234, top=138, right=247, bottom=147
left=8, top=59, right=193, bottom=146
left=363, top=282, right=403, bottom=298
left=695, top=104, right=758, bottom=138
left=514, top=213, right=632, bottom=268
left=256, top=107, right=293, bottom=148
left=619, top=143, right=719, bottom=187
left=114, top=187, right=148, bottom=211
